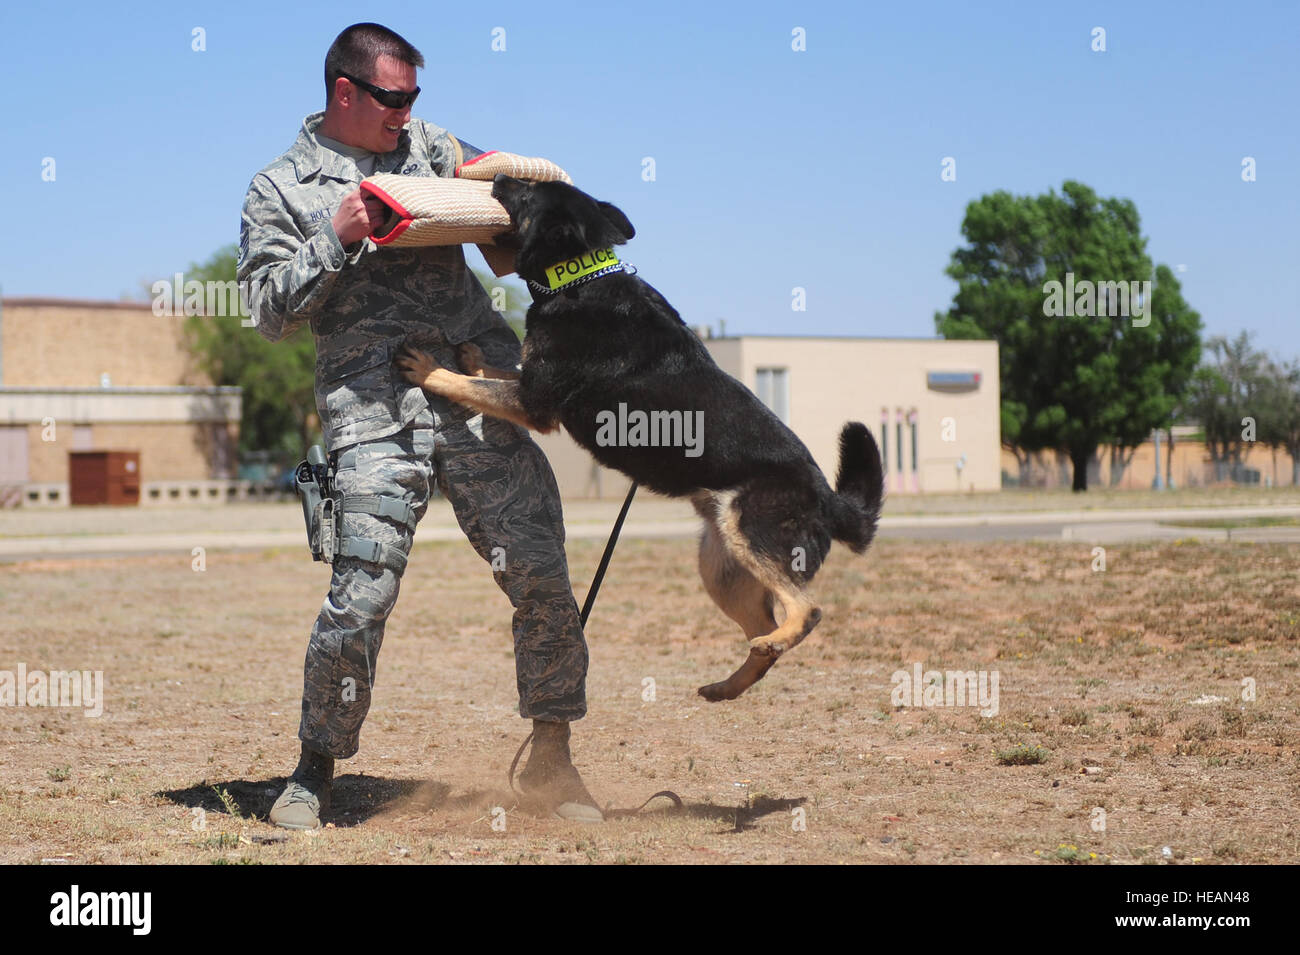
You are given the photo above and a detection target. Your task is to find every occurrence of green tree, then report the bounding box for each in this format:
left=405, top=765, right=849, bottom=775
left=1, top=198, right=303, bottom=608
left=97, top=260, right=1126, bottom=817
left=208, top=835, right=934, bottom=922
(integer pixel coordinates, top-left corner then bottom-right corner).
left=1103, top=265, right=1203, bottom=486
left=1184, top=332, right=1270, bottom=481
left=1251, top=355, right=1300, bottom=486
left=180, top=244, right=318, bottom=461
left=935, top=181, right=1202, bottom=491
left=1279, top=362, right=1300, bottom=486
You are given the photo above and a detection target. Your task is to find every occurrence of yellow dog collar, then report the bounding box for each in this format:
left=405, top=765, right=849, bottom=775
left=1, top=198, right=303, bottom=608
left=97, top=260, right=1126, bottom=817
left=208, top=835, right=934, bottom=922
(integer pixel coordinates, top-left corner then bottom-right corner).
left=544, top=247, right=621, bottom=290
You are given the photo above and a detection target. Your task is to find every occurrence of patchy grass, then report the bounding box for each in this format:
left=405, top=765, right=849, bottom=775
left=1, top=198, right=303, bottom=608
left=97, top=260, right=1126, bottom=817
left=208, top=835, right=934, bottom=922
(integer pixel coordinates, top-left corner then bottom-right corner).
left=995, top=744, right=1051, bottom=766
left=1, top=536, right=1298, bottom=864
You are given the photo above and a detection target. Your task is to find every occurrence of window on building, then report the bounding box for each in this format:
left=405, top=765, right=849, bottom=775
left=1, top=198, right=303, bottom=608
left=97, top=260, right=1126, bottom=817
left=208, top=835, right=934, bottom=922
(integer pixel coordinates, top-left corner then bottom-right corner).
left=755, top=367, right=789, bottom=424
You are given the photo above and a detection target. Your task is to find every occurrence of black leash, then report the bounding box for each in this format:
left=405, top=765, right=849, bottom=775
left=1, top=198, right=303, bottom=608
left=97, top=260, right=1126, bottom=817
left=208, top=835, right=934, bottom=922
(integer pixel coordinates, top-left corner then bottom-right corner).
left=580, top=480, right=638, bottom=627
left=506, top=480, right=683, bottom=817
left=507, top=730, right=682, bottom=818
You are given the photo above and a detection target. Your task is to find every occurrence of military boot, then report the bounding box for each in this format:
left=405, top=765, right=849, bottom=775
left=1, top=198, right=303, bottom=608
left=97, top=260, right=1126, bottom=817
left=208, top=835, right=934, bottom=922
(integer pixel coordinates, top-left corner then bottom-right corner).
left=517, top=720, right=604, bottom=823
left=269, top=744, right=334, bottom=830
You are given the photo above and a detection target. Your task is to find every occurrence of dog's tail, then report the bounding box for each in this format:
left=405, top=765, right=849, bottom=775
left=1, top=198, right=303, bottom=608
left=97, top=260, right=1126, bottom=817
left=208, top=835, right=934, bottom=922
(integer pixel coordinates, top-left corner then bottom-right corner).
left=827, top=422, right=884, bottom=554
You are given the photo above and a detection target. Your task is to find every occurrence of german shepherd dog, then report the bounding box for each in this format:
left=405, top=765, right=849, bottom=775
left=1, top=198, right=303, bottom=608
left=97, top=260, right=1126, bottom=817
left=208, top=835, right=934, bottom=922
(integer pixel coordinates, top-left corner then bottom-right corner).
left=397, top=174, right=884, bottom=702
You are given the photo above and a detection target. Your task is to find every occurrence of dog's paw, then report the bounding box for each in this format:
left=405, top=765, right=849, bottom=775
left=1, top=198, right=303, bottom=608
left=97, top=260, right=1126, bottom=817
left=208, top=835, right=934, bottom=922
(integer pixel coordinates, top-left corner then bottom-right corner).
left=697, top=681, right=738, bottom=702
left=395, top=347, right=458, bottom=392
left=394, top=346, right=435, bottom=386
left=456, top=342, right=487, bottom=377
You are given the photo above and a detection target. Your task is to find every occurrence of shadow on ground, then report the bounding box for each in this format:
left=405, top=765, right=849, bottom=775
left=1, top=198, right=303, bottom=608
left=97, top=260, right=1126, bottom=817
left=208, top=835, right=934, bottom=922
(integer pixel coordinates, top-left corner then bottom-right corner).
left=157, top=774, right=478, bottom=827
left=158, top=778, right=806, bottom=832
left=704, top=794, right=808, bottom=833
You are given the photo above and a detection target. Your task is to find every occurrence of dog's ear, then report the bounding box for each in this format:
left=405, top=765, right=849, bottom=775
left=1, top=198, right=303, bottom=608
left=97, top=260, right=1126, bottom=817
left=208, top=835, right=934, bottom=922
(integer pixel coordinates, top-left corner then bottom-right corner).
left=596, top=201, right=635, bottom=242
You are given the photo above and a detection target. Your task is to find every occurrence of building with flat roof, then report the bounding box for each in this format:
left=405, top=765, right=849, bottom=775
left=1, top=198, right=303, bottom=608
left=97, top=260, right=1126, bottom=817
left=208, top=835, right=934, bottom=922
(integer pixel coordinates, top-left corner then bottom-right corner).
left=0, top=301, right=1003, bottom=505
left=0, top=298, right=241, bottom=507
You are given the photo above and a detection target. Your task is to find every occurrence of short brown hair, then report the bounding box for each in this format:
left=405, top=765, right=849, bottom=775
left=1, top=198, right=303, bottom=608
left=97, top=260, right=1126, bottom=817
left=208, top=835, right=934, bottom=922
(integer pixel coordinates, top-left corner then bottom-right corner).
left=324, top=23, right=425, bottom=105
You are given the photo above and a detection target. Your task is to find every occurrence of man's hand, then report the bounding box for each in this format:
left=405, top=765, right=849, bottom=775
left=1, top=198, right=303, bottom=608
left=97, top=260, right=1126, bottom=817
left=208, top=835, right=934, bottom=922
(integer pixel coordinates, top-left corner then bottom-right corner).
left=332, top=188, right=388, bottom=247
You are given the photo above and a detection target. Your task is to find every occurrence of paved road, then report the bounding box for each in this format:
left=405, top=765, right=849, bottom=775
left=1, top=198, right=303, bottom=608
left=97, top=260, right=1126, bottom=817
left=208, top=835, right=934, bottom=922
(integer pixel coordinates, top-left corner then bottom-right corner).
left=1, top=500, right=1297, bottom=563
left=877, top=505, right=1300, bottom=544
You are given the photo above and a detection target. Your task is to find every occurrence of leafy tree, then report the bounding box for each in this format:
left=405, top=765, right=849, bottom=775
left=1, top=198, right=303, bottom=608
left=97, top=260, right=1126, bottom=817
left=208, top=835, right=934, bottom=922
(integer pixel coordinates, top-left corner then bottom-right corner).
left=1255, top=357, right=1300, bottom=486
left=935, top=181, right=1201, bottom=491
left=1184, top=332, right=1270, bottom=481
left=1283, top=363, right=1300, bottom=486
left=181, top=244, right=318, bottom=461
left=1103, top=265, right=1202, bottom=486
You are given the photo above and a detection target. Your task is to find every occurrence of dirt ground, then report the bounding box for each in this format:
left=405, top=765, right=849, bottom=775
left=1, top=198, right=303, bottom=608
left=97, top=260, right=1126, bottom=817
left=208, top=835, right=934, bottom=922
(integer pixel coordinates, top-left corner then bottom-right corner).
left=1, top=531, right=1297, bottom=865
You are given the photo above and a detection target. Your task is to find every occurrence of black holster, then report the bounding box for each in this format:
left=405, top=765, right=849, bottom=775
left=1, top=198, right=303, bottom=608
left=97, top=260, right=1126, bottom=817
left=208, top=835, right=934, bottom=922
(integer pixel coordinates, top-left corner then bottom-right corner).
left=294, top=445, right=339, bottom=563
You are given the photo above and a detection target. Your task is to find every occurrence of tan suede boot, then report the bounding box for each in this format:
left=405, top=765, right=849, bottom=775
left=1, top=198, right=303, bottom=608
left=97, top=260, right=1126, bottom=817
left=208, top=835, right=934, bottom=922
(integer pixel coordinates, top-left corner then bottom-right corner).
left=517, top=720, right=603, bottom=823
left=269, top=744, right=334, bottom=830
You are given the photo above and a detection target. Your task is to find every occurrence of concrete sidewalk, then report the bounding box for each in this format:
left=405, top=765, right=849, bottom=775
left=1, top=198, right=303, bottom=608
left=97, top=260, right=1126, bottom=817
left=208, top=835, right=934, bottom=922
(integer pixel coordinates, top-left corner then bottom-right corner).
left=0, top=498, right=697, bottom=562
left=877, top=504, right=1300, bottom=544
left=1, top=498, right=1298, bottom=562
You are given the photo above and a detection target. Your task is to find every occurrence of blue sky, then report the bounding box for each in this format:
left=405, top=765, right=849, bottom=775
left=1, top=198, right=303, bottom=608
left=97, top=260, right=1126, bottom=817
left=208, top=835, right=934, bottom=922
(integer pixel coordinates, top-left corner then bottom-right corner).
left=2, top=0, right=1296, bottom=361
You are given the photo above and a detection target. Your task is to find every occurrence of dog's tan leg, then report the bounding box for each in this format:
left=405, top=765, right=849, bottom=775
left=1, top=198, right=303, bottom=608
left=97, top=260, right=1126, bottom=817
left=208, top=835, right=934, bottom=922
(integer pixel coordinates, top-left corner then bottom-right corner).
left=748, top=583, right=822, bottom=658
left=456, top=342, right=521, bottom=381
left=430, top=369, right=555, bottom=433
left=397, top=347, right=554, bottom=433
left=697, top=515, right=778, bottom=639
left=697, top=652, right=779, bottom=704
left=714, top=492, right=823, bottom=659
left=695, top=505, right=786, bottom=702
left=695, top=584, right=821, bottom=702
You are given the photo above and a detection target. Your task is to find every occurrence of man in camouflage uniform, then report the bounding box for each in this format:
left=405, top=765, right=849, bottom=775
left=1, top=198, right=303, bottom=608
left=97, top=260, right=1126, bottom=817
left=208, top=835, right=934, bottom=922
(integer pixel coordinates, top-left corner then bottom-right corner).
left=237, top=23, right=602, bottom=828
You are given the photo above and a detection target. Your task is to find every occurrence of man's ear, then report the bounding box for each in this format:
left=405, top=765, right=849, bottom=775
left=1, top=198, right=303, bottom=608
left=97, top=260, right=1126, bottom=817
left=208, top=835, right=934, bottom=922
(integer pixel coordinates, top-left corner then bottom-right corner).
left=597, top=201, right=635, bottom=242
left=330, top=75, right=353, bottom=108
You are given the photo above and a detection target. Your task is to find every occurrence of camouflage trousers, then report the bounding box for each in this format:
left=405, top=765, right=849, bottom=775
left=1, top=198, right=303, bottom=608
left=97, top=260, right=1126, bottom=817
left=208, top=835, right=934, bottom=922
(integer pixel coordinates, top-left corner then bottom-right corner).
left=298, top=398, right=588, bottom=760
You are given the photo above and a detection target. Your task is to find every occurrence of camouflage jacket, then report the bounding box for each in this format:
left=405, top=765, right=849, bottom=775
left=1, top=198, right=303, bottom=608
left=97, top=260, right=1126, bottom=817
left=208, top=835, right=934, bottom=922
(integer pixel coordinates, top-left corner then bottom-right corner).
left=237, top=112, right=516, bottom=451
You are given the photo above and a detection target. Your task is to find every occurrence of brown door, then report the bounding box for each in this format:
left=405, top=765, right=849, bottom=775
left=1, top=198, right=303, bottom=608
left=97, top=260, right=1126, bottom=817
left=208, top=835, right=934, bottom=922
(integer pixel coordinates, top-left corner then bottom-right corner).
left=111, top=453, right=141, bottom=505
left=69, top=451, right=141, bottom=506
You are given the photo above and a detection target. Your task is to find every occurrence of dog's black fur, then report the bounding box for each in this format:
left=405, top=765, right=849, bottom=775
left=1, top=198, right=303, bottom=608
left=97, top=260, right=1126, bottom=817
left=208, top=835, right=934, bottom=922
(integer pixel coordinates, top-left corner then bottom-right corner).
left=491, top=173, right=883, bottom=557
left=404, top=174, right=884, bottom=699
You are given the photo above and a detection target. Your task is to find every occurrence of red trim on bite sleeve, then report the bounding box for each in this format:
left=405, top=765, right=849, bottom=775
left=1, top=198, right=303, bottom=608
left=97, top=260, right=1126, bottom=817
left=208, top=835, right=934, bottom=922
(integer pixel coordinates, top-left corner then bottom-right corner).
left=453, top=150, right=500, bottom=178
left=359, top=179, right=413, bottom=245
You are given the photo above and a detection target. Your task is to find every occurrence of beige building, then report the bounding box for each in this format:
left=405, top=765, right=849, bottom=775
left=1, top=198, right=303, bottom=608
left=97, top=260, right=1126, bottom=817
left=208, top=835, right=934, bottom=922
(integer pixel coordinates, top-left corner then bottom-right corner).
left=0, top=304, right=1002, bottom=506
left=535, top=334, right=1002, bottom=499
left=0, top=298, right=241, bottom=507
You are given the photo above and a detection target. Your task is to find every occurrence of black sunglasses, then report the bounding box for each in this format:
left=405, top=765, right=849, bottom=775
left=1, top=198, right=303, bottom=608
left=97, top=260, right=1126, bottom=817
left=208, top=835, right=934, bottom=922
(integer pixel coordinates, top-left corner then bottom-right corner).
left=337, top=71, right=420, bottom=109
